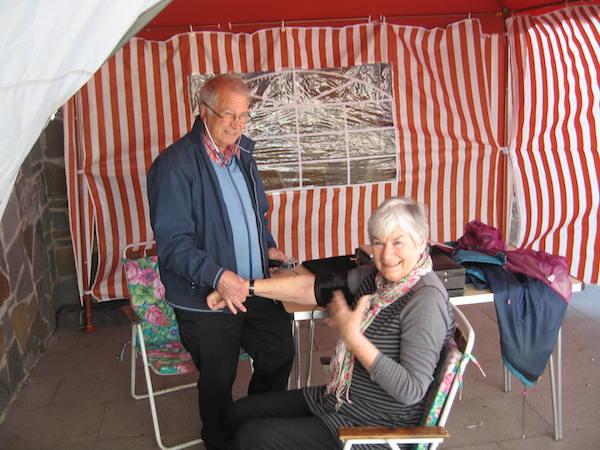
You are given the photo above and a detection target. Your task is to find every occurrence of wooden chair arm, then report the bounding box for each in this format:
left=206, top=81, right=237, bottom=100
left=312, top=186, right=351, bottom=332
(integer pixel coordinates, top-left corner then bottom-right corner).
left=338, top=425, right=449, bottom=441
left=120, top=304, right=141, bottom=324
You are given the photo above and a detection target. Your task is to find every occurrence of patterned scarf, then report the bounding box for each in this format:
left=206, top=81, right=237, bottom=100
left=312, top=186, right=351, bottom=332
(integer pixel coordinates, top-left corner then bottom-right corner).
left=325, top=251, right=433, bottom=409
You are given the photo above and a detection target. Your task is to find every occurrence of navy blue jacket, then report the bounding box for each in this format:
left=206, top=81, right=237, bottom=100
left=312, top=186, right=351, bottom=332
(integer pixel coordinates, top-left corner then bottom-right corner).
left=147, top=118, right=276, bottom=312
left=480, top=264, right=567, bottom=386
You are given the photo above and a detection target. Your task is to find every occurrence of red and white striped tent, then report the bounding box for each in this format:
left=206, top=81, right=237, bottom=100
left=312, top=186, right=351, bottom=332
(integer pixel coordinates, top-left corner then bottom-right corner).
left=63, top=0, right=600, bottom=315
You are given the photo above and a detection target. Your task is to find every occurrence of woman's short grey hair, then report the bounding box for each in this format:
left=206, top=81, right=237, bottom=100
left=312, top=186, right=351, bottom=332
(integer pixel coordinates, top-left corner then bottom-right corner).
left=368, top=197, right=429, bottom=245
left=199, top=74, right=250, bottom=107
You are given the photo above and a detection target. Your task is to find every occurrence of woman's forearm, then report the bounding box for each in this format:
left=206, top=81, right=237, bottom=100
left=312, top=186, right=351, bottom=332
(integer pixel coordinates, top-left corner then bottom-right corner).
left=343, top=331, right=379, bottom=370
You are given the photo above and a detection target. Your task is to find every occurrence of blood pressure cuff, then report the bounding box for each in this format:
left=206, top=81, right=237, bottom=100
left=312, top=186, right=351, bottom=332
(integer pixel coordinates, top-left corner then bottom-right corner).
left=313, top=265, right=377, bottom=307
left=314, top=271, right=355, bottom=307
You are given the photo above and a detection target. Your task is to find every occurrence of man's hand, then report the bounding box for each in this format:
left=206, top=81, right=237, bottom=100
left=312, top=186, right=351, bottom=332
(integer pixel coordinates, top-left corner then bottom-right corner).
left=217, top=270, right=249, bottom=314
left=268, top=247, right=288, bottom=262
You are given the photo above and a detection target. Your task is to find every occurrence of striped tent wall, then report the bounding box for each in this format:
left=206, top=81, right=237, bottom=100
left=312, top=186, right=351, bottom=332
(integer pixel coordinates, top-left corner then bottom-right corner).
left=65, top=20, right=506, bottom=301
left=507, top=5, right=600, bottom=283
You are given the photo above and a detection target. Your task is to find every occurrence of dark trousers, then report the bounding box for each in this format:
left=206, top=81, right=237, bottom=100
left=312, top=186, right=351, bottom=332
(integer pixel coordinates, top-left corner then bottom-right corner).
left=227, top=389, right=342, bottom=450
left=174, top=297, right=294, bottom=450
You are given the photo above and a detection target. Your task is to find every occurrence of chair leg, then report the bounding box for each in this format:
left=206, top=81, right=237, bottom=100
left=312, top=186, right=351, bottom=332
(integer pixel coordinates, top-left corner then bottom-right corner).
left=136, top=325, right=203, bottom=450
left=130, top=324, right=195, bottom=400
left=130, top=325, right=141, bottom=399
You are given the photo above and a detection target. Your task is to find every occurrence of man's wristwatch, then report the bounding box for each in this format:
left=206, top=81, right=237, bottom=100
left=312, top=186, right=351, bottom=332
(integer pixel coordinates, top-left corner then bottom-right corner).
left=248, top=279, right=255, bottom=297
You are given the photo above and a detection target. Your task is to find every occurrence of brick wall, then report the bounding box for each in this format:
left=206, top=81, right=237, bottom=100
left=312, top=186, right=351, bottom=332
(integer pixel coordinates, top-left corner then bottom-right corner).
left=0, top=112, right=78, bottom=422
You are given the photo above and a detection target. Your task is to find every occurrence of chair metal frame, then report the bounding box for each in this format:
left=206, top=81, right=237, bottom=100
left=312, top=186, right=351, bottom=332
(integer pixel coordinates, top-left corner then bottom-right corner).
left=338, top=304, right=476, bottom=450
left=122, top=240, right=202, bottom=450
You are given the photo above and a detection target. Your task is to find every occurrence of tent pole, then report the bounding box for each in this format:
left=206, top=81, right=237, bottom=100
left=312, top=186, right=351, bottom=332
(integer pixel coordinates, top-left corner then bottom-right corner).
left=72, top=100, right=96, bottom=333
left=84, top=294, right=96, bottom=333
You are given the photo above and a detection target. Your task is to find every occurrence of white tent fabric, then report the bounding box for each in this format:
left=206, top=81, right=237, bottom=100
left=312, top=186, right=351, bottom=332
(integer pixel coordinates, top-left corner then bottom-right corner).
left=0, top=0, right=168, bottom=221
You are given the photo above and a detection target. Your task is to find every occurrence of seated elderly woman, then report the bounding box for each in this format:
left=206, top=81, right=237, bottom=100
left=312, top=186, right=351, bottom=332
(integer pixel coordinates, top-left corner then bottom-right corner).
left=208, top=197, right=455, bottom=450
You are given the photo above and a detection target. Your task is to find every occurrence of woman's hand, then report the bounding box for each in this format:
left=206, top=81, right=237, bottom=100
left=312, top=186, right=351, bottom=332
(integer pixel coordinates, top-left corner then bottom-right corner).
left=326, top=291, right=378, bottom=369
left=325, top=291, right=372, bottom=342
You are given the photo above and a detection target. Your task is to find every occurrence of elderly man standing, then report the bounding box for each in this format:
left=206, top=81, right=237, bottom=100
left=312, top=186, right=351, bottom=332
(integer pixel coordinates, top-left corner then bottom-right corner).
left=147, top=74, right=294, bottom=450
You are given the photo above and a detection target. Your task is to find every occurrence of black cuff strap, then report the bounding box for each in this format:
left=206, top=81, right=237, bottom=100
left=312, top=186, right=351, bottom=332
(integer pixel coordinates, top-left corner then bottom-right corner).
left=248, top=279, right=255, bottom=297
left=313, top=271, right=354, bottom=307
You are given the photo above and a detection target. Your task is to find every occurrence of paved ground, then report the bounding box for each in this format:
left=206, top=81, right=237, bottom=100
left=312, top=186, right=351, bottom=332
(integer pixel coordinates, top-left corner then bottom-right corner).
left=0, top=285, right=598, bottom=450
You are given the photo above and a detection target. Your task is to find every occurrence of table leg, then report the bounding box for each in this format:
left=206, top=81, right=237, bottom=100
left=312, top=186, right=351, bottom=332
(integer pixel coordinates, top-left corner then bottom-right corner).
left=306, top=319, right=315, bottom=386
left=503, top=364, right=512, bottom=392
left=549, top=327, right=562, bottom=440
left=294, top=319, right=302, bottom=388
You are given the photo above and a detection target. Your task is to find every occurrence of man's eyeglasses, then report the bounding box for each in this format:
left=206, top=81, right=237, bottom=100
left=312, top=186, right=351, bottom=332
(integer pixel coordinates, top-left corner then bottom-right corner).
left=202, top=102, right=252, bottom=125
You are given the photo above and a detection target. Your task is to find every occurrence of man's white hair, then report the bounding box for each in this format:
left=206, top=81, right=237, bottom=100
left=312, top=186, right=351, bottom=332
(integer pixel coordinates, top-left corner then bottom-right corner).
left=198, top=73, right=249, bottom=107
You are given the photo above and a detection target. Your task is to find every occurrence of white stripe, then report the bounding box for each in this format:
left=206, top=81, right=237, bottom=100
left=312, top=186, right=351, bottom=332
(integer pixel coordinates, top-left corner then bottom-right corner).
left=366, top=23, right=375, bottom=63
left=144, top=42, right=159, bottom=161
left=216, top=33, right=228, bottom=73
left=311, top=28, right=321, bottom=69
left=352, top=26, right=361, bottom=65
left=324, top=188, right=333, bottom=256
left=245, top=33, right=255, bottom=72
left=286, top=29, right=296, bottom=68
left=203, top=33, right=214, bottom=74
left=270, top=193, right=280, bottom=247
left=297, top=191, right=307, bottom=261
left=258, top=31, right=269, bottom=71
left=189, top=33, right=200, bottom=73
left=337, top=188, right=347, bottom=254
left=231, top=34, right=242, bottom=73
left=272, top=29, right=282, bottom=70
left=339, top=27, right=348, bottom=67
left=158, top=44, right=174, bottom=145
left=350, top=186, right=359, bottom=252
left=325, top=28, right=334, bottom=67
left=284, top=191, right=294, bottom=255
left=298, top=28, right=308, bottom=68
left=311, top=190, right=321, bottom=258
left=173, top=36, right=189, bottom=138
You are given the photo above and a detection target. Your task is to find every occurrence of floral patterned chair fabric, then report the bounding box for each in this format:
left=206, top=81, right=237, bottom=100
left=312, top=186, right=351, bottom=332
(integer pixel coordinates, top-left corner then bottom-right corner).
left=122, top=244, right=204, bottom=450
left=123, top=255, right=195, bottom=375
left=415, top=339, right=462, bottom=450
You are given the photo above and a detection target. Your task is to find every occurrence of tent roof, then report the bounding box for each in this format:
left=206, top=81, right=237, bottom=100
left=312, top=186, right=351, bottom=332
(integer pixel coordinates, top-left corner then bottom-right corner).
left=137, top=0, right=599, bottom=39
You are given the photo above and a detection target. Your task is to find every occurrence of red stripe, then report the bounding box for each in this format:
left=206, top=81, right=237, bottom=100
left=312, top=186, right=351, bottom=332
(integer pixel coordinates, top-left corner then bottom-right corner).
left=331, top=188, right=340, bottom=256
left=265, top=30, right=275, bottom=71
left=252, top=33, right=261, bottom=71
left=277, top=193, right=287, bottom=254
left=224, top=34, right=234, bottom=71
left=359, top=25, right=368, bottom=64
left=332, top=29, right=341, bottom=68
left=239, top=34, right=249, bottom=73
left=344, top=187, right=354, bottom=255
left=305, top=189, right=314, bottom=260
left=345, top=27, right=355, bottom=67
left=423, top=29, right=447, bottom=242
left=151, top=42, right=167, bottom=151
left=279, top=29, right=289, bottom=69
left=210, top=33, right=221, bottom=73
left=122, top=44, right=148, bottom=243
left=318, top=189, right=327, bottom=257
left=357, top=185, right=366, bottom=246
left=291, top=192, right=300, bottom=259
left=165, top=39, right=180, bottom=140
left=528, top=19, right=556, bottom=249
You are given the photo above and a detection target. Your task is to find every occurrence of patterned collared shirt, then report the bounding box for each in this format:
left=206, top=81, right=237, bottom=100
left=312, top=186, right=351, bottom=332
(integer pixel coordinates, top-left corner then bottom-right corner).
left=202, top=131, right=240, bottom=167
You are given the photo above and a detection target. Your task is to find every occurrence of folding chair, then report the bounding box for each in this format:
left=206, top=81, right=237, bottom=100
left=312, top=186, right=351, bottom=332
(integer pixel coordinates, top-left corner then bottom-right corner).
left=338, top=304, right=479, bottom=450
left=122, top=240, right=201, bottom=450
